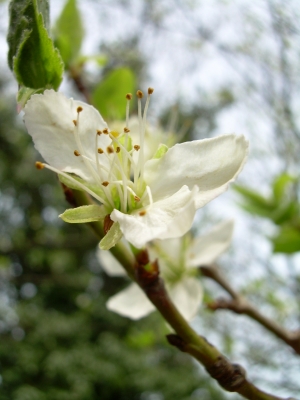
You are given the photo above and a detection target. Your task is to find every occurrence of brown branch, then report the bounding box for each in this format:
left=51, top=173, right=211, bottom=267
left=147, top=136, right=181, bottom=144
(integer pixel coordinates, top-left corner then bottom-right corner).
left=134, top=254, right=295, bottom=400
left=68, top=65, right=92, bottom=104
left=200, top=265, right=300, bottom=355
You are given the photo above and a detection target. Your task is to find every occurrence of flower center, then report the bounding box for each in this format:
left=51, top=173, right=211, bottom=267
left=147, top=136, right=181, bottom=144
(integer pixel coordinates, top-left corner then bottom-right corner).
left=39, top=88, right=155, bottom=215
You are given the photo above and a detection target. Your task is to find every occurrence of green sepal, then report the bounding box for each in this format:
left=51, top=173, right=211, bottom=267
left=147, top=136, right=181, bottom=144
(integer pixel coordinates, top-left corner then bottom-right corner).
left=9, top=0, right=64, bottom=90
left=92, top=68, right=135, bottom=120
left=118, top=134, right=132, bottom=152
left=110, top=186, right=121, bottom=211
left=99, top=222, right=123, bottom=250
left=53, top=0, right=84, bottom=67
left=59, top=205, right=106, bottom=223
left=59, top=173, right=86, bottom=191
left=152, top=144, right=168, bottom=159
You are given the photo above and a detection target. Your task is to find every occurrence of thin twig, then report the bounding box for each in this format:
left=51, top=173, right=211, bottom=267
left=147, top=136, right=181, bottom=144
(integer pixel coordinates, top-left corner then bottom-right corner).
left=69, top=66, right=92, bottom=104
left=200, top=264, right=300, bottom=355
left=134, top=254, right=293, bottom=400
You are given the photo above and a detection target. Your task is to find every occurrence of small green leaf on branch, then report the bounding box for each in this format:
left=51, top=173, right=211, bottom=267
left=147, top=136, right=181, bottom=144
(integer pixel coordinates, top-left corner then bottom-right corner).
left=92, top=68, right=135, bottom=120
left=100, top=222, right=123, bottom=250
left=53, top=0, right=84, bottom=67
left=59, top=205, right=106, bottom=223
left=272, top=227, right=300, bottom=254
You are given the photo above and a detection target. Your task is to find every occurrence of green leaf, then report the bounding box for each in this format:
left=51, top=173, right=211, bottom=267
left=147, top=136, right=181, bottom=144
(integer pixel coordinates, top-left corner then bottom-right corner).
left=59, top=205, right=106, bottom=223
left=9, top=0, right=64, bottom=90
left=272, top=173, right=297, bottom=202
left=235, top=185, right=274, bottom=210
left=100, top=222, right=123, bottom=250
left=272, top=227, right=300, bottom=254
left=235, top=181, right=300, bottom=226
left=77, top=54, right=107, bottom=67
left=92, top=68, right=135, bottom=120
left=36, top=0, right=49, bottom=29
left=234, top=184, right=276, bottom=219
left=152, top=144, right=168, bottom=159
left=7, top=0, right=49, bottom=70
left=53, top=0, right=84, bottom=66
left=270, top=202, right=299, bottom=225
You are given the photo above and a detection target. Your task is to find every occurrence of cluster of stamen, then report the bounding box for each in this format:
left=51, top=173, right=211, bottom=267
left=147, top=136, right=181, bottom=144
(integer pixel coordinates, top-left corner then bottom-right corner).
left=36, top=88, right=155, bottom=216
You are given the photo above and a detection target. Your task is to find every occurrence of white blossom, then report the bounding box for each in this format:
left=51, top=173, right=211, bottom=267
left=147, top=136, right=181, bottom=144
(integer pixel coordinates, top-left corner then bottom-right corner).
left=98, top=220, right=234, bottom=320
left=24, top=89, right=248, bottom=249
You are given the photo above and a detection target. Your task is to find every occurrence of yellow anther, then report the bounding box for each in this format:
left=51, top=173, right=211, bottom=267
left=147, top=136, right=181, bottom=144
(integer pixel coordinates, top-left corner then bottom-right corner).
left=102, top=181, right=109, bottom=187
left=134, top=196, right=141, bottom=202
left=107, top=146, right=114, bottom=154
left=116, top=147, right=121, bottom=153
left=139, top=210, right=147, bottom=216
left=126, top=93, right=133, bottom=100
left=148, top=87, right=154, bottom=95
left=73, top=120, right=77, bottom=126
left=97, top=130, right=102, bottom=135
left=97, top=148, right=104, bottom=154
left=124, top=127, right=130, bottom=133
left=35, top=161, right=45, bottom=170
left=77, top=106, right=83, bottom=113
left=74, top=150, right=81, bottom=156
left=136, top=90, right=144, bottom=99
left=103, top=128, right=109, bottom=134
left=134, top=145, right=140, bottom=151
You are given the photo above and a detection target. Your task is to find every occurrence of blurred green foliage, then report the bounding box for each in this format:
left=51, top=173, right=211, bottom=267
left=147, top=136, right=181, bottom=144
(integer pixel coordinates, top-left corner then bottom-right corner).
left=92, top=68, right=136, bottom=120
left=53, top=0, right=84, bottom=68
left=235, top=174, right=300, bottom=253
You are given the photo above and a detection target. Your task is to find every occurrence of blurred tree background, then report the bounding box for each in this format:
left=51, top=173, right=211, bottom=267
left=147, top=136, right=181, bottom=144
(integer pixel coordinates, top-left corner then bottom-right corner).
left=0, top=0, right=300, bottom=399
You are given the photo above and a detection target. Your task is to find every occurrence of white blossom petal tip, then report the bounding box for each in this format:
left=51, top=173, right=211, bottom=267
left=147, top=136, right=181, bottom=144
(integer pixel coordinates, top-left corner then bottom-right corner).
left=97, top=248, right=127, bottom=277
left=144, top=133, right=249, bottom=208
left=24, top=90, right=109, bottom=183
left=106, top=283, right=155, bottom=320
left=187, top=219, right=234, bottom=267
left=169, top=277, right=203, bottom=321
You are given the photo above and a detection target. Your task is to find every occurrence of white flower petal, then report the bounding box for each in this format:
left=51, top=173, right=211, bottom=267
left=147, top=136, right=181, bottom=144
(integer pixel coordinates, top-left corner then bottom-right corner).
left=23, top=90, right=110, bottom=182
left=144, top=134, right=248, bottom=207
left=106, top=283, right=155, bottom=320
left=97, top=249, right=127, bottom=277
left=168, top=277, right=203, bottom=321
left=149, top=237, right=182, bottom=267
left=187, top=220, right=234, bottom=267
left=111, top=185, right=198, bottom=248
